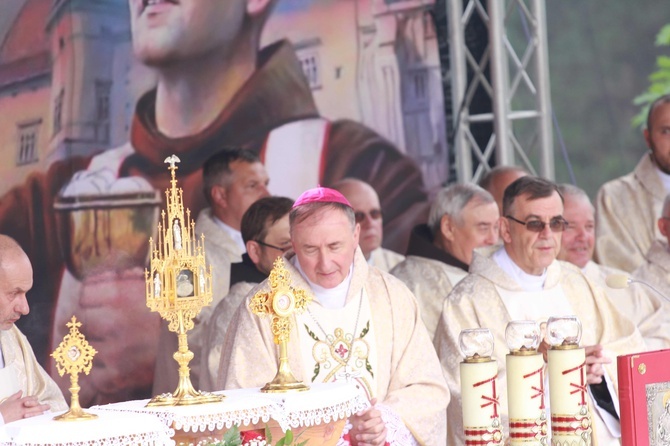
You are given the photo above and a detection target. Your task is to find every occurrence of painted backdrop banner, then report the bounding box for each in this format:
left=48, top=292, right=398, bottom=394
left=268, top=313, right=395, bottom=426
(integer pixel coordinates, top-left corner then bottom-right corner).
left=0, top=0, right=447, bottom=405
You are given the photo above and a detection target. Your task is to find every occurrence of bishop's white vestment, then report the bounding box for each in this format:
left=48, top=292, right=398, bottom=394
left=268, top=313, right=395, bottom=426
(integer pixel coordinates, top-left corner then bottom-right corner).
left=218, top=249, right=449, bottom=445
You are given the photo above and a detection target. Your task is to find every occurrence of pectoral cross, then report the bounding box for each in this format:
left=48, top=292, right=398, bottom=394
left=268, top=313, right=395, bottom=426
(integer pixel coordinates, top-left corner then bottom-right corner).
left=336, top=364, right=362, bottom=383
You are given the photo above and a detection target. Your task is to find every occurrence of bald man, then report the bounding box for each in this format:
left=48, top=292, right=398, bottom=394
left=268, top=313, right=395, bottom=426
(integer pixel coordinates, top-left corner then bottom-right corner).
left=332, top=178, right=405, bottom=272
left=479, top=165, right=529, bottom=216
left=0, top=235, right=66, bottom=425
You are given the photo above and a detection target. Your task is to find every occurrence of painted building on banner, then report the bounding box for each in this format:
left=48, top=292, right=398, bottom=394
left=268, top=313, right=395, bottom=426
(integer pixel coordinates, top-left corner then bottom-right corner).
left=265, top=0, right=447, bottom=191
left=0, top=0, right=153, bottom=196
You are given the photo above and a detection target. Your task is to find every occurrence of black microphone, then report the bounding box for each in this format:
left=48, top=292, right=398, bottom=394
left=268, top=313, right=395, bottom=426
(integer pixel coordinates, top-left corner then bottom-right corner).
left=605, top=273, right=670, bottom=303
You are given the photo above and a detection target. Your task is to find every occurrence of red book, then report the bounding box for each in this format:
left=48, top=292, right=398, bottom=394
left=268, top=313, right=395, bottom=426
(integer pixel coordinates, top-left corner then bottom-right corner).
left=618, top=349, right=670, bottom=446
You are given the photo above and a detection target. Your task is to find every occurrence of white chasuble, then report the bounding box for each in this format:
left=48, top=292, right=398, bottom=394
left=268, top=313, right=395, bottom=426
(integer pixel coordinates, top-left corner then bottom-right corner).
left=295, top=289, right=378, bottom=400
left=0, top=326, right=67, bottom=411
left=496, top=284, right=574, bottom=326
left=0, top=365, right=20, bottom=402
left=445, top=270, right=468, bottom=290
left=496, top=272, right=621, bottom=441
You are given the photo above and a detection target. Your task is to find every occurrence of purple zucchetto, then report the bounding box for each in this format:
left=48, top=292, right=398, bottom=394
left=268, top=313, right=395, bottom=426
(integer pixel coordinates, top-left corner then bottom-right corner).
left=292, top=186, right=352, bottom=209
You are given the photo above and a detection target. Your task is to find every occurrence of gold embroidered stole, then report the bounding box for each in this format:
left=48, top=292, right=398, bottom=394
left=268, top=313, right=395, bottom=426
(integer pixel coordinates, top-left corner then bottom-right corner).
left=295, top=288, right=378, bottom=399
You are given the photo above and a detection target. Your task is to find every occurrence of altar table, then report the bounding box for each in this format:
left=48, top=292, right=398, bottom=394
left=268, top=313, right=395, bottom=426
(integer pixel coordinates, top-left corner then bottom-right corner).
left=93, top=381, right=369, bottom=445
left=0, top=408, right=173, bottom=446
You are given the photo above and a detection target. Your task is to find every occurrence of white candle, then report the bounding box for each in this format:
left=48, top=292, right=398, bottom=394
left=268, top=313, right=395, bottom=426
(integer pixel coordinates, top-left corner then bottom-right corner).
left=459, top=328, right=504, bottom=446
left=545, top=316, right=592, bottom=445
left=460, top=360, right=504, bottom=445
left=547, top=347, right=592, bottom=445
left=506, top=352, right=547, bottom=445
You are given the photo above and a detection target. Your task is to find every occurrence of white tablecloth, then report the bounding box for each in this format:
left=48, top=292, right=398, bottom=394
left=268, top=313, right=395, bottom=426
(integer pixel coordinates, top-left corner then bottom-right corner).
left=93, top=382, right=369, bottom=433
left=0, top=409, right=173, bottom=446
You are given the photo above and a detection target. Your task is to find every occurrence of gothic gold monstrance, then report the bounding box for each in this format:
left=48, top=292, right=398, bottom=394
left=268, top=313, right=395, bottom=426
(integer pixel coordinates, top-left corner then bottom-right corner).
left=51, top=316, right=98, bottom=421
left=144, top=155, right=223, bottom=407
left=250, top=257, right=312, bottom=393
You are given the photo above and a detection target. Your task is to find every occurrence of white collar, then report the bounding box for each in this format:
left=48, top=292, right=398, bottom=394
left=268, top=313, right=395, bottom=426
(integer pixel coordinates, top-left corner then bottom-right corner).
left=292, top=256, right=353, bottom=309
left=493, top=247, right=547, bottom=292
left=214, top=216, right=246, bottom=253
left=655, top=163, right=670, bottom=194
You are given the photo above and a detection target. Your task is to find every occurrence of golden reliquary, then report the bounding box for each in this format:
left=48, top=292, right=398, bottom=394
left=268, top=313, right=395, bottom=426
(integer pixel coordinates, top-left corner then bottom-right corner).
left=249, top=256, right=312, bottom=393
left=51, top=316, right=98, bottom=421
left=144, top=155, right=223, bottom=407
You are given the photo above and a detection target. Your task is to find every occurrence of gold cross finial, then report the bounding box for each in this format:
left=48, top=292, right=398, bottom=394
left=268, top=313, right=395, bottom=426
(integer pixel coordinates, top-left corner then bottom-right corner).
left=66, top=316, right=82, bottom=331
left=164, top=155, right=181, bottom=187
left=164, top=154, right=181, bottom=169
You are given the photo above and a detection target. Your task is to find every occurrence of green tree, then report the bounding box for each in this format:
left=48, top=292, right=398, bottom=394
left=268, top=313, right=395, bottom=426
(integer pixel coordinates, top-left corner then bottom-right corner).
left=545, top=1, right=668, bottom=197
left=632, top=24, right=670, bottom=129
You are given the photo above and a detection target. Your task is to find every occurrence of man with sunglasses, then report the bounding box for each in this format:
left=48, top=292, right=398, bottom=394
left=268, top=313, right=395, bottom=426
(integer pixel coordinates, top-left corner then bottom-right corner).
left=332, top=179, right=404, bottom=272
left=153, top=148, right=270, bottom=394
left=435, top=176, right=647, bottom=446
left=391, top=183, right=499, bottom=340
left=200, top=196, right=293, bottom=391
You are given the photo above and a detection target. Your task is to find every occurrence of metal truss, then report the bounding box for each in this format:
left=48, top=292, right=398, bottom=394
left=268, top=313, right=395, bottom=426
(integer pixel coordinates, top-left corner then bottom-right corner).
left=447, top=0, right=554, bottom=183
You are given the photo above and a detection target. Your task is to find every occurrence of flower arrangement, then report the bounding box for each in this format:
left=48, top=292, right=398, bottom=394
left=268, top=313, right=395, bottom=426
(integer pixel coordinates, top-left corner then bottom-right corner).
left=210, top=425, right=307, bottom=446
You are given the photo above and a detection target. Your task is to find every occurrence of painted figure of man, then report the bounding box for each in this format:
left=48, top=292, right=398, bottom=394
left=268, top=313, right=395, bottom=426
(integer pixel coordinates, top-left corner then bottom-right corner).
left=0, top=0, right=427, bottom=404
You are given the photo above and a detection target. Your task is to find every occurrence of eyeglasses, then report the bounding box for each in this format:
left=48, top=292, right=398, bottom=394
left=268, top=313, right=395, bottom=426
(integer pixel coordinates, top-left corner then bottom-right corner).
left=505, top=215, right=568, bottom=233
left=254, top=240, right=292, bottom=253
left=354, top=209, right=383, bottom=223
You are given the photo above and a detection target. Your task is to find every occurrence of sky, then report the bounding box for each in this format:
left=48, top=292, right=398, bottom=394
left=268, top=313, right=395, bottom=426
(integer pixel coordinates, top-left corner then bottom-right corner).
left=274, top=0, right=333, bottom=14
left=0, top=0, right=27, bottom=52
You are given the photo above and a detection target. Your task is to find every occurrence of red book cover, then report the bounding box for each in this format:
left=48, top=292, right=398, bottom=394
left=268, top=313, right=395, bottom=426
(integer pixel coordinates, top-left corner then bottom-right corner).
left=618, top=349, right=670, bottom=446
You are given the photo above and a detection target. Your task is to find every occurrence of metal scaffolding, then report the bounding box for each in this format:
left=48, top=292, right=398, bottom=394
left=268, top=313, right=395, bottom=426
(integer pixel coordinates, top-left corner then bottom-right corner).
left=447, top=0, right=554, bottom=183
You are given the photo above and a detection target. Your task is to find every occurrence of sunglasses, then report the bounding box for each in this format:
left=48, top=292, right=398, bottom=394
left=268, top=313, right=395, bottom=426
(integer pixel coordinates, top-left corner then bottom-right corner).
left=505, top=215, right=568, bottom=233
left=255, top=240, right=292, bottom=253
left=354, top=209, right=383, bottom=223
